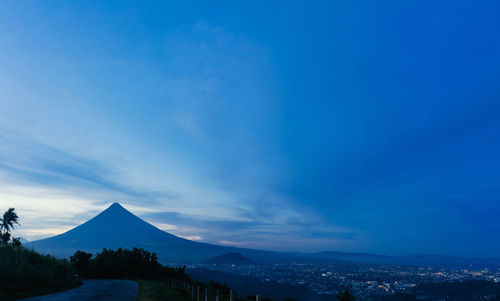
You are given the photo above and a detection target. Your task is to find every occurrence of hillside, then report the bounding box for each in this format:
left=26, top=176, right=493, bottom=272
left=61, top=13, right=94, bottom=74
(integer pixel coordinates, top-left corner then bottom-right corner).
left=0, top=245, right=81, bottom=301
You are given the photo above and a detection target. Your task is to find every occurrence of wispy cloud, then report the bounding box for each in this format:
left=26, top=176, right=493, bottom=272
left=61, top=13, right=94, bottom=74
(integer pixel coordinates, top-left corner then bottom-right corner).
left=0, top=132, right=175, bottom=205
left=141, top=208, right=362, bottom=252
left=0, top=126, right=359, bottom=249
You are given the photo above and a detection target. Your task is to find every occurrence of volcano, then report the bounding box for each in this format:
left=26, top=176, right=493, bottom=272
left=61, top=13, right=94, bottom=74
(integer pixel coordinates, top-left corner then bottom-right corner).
left=28, top=202, right=248, bottom=262
left=26, top=203, right=498, bottom=268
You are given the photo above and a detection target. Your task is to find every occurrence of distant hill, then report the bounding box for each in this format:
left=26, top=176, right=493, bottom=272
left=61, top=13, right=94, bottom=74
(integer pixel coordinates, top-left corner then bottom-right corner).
left=203, top=252, right=253, bottom=265
left=19, top=237, right=29, bottom=244
left=0, top=245, right=80, bottom=301
left=315, top=251, right=500, bottom=270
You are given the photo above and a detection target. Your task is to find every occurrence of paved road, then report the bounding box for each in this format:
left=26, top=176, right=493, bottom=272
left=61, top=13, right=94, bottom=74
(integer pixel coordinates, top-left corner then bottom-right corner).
left=20, top=279, right=138, bottom=301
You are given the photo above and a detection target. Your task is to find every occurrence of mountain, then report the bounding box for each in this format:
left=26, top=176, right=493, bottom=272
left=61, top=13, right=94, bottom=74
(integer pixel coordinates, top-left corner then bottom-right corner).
left=203, top=252, right=254, bottom=265
left=27, top=203, right=279, bottom=263
left=27, top=203, right=500, bottom=269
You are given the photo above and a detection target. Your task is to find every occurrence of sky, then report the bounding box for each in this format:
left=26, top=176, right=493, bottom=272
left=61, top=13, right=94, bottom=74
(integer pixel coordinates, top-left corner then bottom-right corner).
left=0, top=1, right=499, bottom=257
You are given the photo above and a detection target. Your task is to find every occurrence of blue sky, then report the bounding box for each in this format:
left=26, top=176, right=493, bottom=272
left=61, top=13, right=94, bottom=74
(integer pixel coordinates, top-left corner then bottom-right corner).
left=1, top=1, right=499, bottom=257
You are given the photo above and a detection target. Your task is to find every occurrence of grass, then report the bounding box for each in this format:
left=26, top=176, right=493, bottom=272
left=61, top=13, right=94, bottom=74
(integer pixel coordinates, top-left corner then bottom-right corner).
left=136, top=280, right=192, bottom=301
left=0, top=245, right=81, bottom=301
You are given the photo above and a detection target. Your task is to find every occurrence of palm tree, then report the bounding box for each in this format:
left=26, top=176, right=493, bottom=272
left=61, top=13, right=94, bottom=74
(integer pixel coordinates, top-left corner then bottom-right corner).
left=0, top=208, right=19, bottom=233
left=0, top=208, right=20, bottom=245
left=336, top=290, right=355, bottom=301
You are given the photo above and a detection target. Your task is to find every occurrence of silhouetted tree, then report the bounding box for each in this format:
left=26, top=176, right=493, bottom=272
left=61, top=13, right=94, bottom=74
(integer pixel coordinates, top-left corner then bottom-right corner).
left=0, top=232, right=10, bottom=244
left=0, top=208, right=19, bottom=244
left=1, top=208, right=19, bottom=232
left=11, top=236, right=22, bottom=246
left=70, top=247, right=189, bottom=280
left=336, top=290, right=355, bottom=301
left=70, top=250, right=93, bottom=277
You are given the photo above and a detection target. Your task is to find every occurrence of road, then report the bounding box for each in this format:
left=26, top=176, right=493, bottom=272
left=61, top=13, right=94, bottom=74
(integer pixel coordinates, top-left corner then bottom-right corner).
left=20, top=279, right=138, bottom=301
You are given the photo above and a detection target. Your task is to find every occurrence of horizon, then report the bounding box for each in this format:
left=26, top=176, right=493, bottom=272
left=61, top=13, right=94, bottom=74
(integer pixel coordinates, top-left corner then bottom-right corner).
left=22, top=201, right=500, bottom=260
left=1, top=1, right=500, bottom=258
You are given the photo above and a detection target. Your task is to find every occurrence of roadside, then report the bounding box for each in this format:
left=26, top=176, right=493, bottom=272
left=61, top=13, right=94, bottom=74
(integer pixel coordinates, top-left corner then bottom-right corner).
left=136, top=280, right=191, bottom=301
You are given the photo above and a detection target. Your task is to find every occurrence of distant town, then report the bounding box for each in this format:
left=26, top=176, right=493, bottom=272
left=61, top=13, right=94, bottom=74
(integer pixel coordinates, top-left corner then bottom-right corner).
left=186, top=261, right=500, bottom=299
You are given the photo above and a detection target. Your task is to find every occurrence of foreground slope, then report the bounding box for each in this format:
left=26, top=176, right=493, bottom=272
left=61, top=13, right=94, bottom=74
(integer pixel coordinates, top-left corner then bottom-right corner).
left=0, top=245, right=80, bottom=301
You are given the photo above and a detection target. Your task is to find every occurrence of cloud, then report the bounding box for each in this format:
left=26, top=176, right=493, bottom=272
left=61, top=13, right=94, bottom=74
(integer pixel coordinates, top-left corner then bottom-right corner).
left=0, top=129, right=361, bottom=250
left=140, top=208, right=362, bottom=252
left=218, top=240, right=251, bottom=247
left=178, top=235, right=202, bottom=241
left=0, top=132, right=176, bottom=206
left=0, top=19, right=363, bottom=253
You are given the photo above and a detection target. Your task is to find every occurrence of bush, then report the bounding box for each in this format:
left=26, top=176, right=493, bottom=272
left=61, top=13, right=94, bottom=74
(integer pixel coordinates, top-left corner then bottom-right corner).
left=0, top=245, right=81, bottom=301
left=70, top=250, right=93, bottom=277
left=71, top=247, right=189, bottom=281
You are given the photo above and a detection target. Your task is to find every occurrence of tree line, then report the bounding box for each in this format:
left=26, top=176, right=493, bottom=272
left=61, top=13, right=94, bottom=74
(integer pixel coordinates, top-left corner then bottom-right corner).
left=70, top=247, right=189, bottom=281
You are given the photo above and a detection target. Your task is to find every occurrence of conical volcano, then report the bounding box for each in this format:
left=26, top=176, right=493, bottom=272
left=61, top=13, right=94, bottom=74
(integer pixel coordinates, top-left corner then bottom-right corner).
left=28, top=203, right=239, bottom=262
left=54, top=202, right=180, bottom=245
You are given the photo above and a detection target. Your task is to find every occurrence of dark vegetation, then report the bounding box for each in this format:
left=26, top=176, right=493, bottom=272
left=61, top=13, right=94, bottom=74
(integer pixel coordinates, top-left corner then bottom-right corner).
left=70, top=247, right=188, bottom=280
left=337, top=290, right=355, bottom=301
left=0, top=208, right=81, bottom=301
left=0, top=208, right=21, bottom=246
left=0, top=245, right=81, bottom=301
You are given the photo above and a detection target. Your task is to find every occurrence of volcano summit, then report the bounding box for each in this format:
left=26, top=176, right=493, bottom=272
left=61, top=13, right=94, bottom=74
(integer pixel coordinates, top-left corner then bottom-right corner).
left=27, top=203, right=250, bottom=262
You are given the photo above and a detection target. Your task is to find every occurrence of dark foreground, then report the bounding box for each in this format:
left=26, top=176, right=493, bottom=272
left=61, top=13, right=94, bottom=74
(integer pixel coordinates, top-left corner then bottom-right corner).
left=20, top=279, right=138, bottom=301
